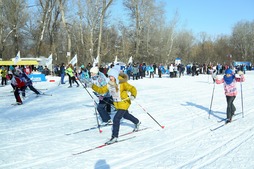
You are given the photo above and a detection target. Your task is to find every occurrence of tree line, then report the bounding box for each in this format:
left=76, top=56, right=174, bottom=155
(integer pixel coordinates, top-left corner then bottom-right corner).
left=0, top=0, right=253, bottom=66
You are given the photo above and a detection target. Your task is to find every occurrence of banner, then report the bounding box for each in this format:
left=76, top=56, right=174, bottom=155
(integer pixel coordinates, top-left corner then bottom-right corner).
left=70, top=54, right=77, bottom=66
left=14, top=51, right=21, bottom=65
left=114, top=56, right=118, bottom=64
left=128, top=56, right=133, bottom=64
left=45, top=54, right=53, bottom=67
left=28, top=74, right=47, bottom=82
left=93, top=55, right=99, bottom=67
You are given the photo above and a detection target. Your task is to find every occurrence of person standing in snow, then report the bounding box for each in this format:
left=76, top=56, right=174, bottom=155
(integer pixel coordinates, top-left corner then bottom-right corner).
left=60, top=63, right=66, bottom=84
left=1, top=66, right=7, bottom=86
left=148, top=64, right=154, bottom=78
left=89, top=66, right=113, bottom=126
left=92, top=68, right=141, bottom=144
left=215, top=68, right=245, bottom=123
left=169, top=64, right=174, bottom=78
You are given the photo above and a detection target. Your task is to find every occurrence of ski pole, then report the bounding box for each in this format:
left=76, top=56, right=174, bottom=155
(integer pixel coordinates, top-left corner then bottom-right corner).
left=77, top=77, right=102, bottom=133
left=134, top=100, right=165, bottom=129
left=240, top=79, right=244, bottom=118
left=209, top=82, right=216, bottom=119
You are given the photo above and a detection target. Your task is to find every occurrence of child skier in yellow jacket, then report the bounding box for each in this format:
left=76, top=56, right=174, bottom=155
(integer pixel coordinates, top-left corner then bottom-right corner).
left=92, top=68, right=140, bottom=144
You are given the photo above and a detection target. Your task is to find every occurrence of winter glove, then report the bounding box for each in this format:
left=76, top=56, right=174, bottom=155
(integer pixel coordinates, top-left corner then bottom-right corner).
left=99, top=96, right=104, bottom=100
left=238, top=71, right=244, bottom=76
left=129, top=95, right=135, bottom=101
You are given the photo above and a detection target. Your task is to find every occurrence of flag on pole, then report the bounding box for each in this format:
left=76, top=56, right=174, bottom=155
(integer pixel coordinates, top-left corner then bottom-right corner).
left=46, top=54, right=53, bottom=67
left=93, top=55, right=99, bottom=67
left=69, top=54, right=78, bottom=66
left=128, top=56, right=133, bottom=64
left=14, top=51, right=21, bottom=65
left=114, top=56, right=118, bottom=64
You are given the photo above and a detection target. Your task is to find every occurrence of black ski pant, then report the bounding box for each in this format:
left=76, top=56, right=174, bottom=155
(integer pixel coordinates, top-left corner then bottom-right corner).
left=226, top=96, right=236, bottom=120
left=112, top=109, right=139, bottom=138
left=67, top=74, right=79, bottom=86
left=1, top=77, right=7, bottom=85
left=97, top=97, right=112, bottom=122
left=28, top=85, right=40, bottom=95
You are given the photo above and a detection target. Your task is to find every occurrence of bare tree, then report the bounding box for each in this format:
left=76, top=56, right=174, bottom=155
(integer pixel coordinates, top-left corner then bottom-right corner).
left=58, top=0, right=72, bottom=62
left=0, top=0, right=28, bottom=59
left=96, top=0, right=113, bottom=66
left=47, top=1, right=61, bottom=60
left=35, top=0, right=51, bottom=56
left=231, top=21, right=254, bottom=61
left=82, top=0, right=101, bottom=63
left=174, top=31, right=194, bottom=63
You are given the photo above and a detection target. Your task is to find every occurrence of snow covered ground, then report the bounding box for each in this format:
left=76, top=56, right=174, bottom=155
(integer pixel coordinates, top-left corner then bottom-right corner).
left=0, top=71, right=254, bottom=169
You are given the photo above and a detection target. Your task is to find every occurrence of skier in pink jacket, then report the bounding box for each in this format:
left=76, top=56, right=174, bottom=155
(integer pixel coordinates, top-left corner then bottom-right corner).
left=215, top=68, right=245, bottom=123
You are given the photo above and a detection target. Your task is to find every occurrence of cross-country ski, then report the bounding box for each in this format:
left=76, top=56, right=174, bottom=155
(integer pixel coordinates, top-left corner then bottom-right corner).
left=73, top=136, right=136, bottom=155
left=73, top=128, right=148, bottom=155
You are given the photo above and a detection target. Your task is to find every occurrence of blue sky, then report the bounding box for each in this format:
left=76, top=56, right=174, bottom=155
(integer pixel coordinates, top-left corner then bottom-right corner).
left=110, top=0, right=254, bottom=36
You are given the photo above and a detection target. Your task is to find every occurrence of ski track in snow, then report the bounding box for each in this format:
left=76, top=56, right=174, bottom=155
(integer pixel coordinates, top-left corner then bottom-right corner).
left=0, top=73, right=254, bottom=169
left=94, top=109, right=254, bottom=169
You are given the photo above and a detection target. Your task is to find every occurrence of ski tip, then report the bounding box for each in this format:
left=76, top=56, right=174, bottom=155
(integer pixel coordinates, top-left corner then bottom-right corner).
left=99, top=130, right=103, bottom=133
left=161, top=126, right=165, bottom=129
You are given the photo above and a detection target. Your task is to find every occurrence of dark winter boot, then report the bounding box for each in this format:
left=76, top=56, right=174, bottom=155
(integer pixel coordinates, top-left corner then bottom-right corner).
left=105, top=136, right=117, bottom=145
left=133, top=121, right=141, bottom=132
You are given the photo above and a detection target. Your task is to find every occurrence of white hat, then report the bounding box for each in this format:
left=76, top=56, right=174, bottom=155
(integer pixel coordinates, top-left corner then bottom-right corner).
left=90, top=67, right=99, bottom=74
left=108, top=68, right=119, bottom=84
left=113, top=65, right=121, bottom=72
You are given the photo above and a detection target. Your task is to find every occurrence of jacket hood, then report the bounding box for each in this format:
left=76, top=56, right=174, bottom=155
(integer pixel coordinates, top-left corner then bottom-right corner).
left=118, top=72, right=128, bottom=84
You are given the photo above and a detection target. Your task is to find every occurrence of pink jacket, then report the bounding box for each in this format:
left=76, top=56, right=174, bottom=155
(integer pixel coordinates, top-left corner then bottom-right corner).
left=215, top=75, right=245, bottom=96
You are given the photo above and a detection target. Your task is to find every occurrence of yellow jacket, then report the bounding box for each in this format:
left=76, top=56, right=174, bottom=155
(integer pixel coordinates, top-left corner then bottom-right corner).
left=0, top=69, right=7, bottom=77
left=92, top=73, right=137, bottom=110
left=65, top=67, right=74, bottom=77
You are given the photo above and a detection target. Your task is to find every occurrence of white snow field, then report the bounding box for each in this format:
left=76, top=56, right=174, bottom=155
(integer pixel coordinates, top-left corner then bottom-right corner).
left=0, top=71, right=254, bottom=169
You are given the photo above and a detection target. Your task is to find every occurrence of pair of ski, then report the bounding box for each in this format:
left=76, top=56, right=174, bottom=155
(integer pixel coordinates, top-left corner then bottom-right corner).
left=72, top=127, right=148, bottom=155
left=210, top=113, right=241, bottom=131
left=11, top=93, right=53, bottom=105
left=65, top=123, right=113, bottom=136
left=210, top=119, right=237, bottom=131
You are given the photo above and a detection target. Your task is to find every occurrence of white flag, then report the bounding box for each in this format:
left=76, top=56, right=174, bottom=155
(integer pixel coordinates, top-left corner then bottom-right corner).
left=93, top=55, right=99, bottom=67
left=14, top=51, right=21, bottom=65
left=114, top=56, right=118, bottom=64
left=70, top=54, right=78, bottom=66
left=128, top=56, right=133, bottom=64
left=46, top=54, right=53, bottom=67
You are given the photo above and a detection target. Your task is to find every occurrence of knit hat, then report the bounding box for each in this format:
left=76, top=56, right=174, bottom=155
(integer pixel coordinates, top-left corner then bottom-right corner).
left=225, top=69, right=233, bottom=75
left=90, top=67, right=99, bottom=74
left=224, top=69, right=235, bottom=84
left=113, top=65, right=121, bottom=72
left=108, top=68, right=119, bottom=84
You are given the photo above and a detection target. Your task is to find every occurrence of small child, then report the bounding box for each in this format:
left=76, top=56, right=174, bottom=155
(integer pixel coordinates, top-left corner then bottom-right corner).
left=8, top=71, right=26, bottom=105
left=215, top=68, right=245, bottom=123
left=92, top=68, right=141, bottom=144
